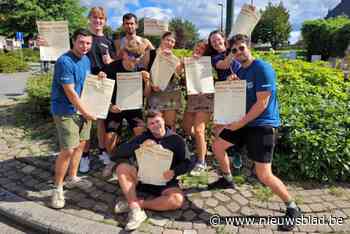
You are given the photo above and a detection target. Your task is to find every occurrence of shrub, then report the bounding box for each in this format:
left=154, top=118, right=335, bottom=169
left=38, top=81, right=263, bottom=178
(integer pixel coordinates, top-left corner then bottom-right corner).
left=256, top=52, right=350, bottom=182
left=301, top=16, right=350, bottom=60
left=0, top=52, right=29, bottom=73
left=26, top=73, right=52, bottom=116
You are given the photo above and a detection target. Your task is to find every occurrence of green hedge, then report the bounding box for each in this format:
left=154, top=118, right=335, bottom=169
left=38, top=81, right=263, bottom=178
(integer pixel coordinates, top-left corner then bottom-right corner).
left=301, top=16, right=350, bottom=60
left=26, top=50, right=350, bottom=182
left=256, top=52, right=350, bottom=182
left=0, top=52, right=29, bottom=73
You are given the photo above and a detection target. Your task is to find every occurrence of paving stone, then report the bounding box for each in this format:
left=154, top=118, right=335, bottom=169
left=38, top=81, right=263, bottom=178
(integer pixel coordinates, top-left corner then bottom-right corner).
left=77, top=198, right=95, bottom=209
left=205, top=198, right=218, bottom=207
left=215, top=205, right=231, bottom=216
left=172, top=221, right=193, bottom=230
left=227, top=201, right=241, bottom=213
left=342, top=208, right=350, bottom=216
left=309, top=203, right=327, bottom=212
left=148, top=216, right=170, bottom=227
left=191, top=199, right=204, bottom=209
left=192, top=222, right=207, bottom=229
left=21, top=165, right=36, bottom=174
left=182, top=210, right=197, bottom=221
left=198, top=211, right=211, bottom=222
left=162, top=229, right=182, bottom=234
left=240, top=207, right=256, bottom=216
left=161, top=210, right=183, bottom=219
left=98, top=193, right=115, bottom=204
left=258, top=229, right=273, bottom=234
left=238, top=228, right=260, bottom=234
left=93, top=202, right=109, bottom=213
left=232, top=194, right=249, bottom=206
left=195, top=228, right=216, bottom=234
left=214, top=192, right=231, bottom=202
left=333, top=200, right=350, bottom=208
left=181, top=200, right=190, bottom=210
left=224, top=188, right=237, bottom=195
left=89, top=189, right=104, bottom=199
left=298, top=204, right=312, bottom=213
left=183, top=230, right=197, bottom=234
left=199, top=191, right=212, bottom=198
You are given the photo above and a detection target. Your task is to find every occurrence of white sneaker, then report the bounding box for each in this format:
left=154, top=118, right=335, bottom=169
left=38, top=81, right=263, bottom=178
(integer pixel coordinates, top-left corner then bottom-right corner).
left=51, top=188, right=65, bottom=209
left=190, top=162, right=207, bottom=176
left=79, top=156, right=90, bottom=173
left=99, top=151, right=111, bottom=165
left=125, top=207, right=147, bottom=231
left=114, top=199, right=130, bottom=214
left=64, top=176, right=92, bottom=190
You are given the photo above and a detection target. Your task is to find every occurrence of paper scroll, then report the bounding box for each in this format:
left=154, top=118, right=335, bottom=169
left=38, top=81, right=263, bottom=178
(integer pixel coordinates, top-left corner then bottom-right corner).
left=135, top=143, right=173, bottom=186
left=232, top=4, right=261, bottom=36
left=80, top=75, right=115, bottom=119
left=151, top=52, right=179, bottom=91
left=36, top=21, right=70, bottom=61
left=144, top=18, right=169, bottom=36
left=214, top=80, right=246, bottom=124
left=116, top=72, right=143, bottom=110
left=184, top=56, right=215, bottom=95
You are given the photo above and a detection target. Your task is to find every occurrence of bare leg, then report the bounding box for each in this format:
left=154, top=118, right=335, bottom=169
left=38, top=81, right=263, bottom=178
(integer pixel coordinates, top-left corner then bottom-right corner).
left=255, top=162, right=292, bottom=202
left=115, top=163, right=140, bottom=208
left=162, top=110, right=177, bottom=132
left=193, top=112, right=210, bottom=162
left=104, top=132, right=120, bottom=155
left=182, top=111, right=194, bottom=137
left=54, top=149, right=74, bottom=186
left=68, top=141, right=86, bottom=178
left=139, top=187, right=184, bottom=211
left=212, top=138, right=233, bottom=174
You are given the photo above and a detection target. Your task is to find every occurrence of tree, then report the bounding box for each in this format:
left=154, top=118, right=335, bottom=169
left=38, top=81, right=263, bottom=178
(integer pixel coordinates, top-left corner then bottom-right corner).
left=169, top=18, right=199, bottom=49
left=252, top=1, right=292, bottom=49
left=0, top=0, right=87, bottom=39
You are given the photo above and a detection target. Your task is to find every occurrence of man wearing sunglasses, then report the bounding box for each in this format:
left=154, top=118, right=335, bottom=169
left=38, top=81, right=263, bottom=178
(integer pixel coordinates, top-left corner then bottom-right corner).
left=210, top=34, right=301, bottom=231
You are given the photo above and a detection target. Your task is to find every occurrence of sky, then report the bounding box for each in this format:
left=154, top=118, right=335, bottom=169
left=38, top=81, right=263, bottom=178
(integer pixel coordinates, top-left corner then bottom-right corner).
left=80, top=0, right=342, bottom=44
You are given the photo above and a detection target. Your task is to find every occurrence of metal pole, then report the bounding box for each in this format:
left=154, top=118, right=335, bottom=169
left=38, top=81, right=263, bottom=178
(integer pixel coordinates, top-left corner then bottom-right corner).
left=218, top=3, right=224, bottom=32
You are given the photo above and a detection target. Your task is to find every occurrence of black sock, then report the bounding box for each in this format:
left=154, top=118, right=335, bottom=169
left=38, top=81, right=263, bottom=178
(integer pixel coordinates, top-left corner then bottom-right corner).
left=82, top=152, right=89, bottom=158
left=99, top=148, right=105, bottom=154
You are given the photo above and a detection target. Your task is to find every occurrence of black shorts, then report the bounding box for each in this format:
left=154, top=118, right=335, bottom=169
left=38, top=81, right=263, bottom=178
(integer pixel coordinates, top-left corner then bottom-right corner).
left=219, top=126, right=278, bottom=163
left=136, top=180, right=179, bottom=197
left=105, top=109, right=143, bottom=134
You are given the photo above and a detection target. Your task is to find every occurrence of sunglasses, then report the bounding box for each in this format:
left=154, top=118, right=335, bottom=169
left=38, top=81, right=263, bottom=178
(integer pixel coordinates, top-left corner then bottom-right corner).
left=231, top=46, right=246, bottom=54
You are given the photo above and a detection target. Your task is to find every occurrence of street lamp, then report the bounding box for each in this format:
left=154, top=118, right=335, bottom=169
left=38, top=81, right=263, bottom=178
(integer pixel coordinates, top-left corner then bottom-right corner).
left=218, top=2, right=224, bottom=32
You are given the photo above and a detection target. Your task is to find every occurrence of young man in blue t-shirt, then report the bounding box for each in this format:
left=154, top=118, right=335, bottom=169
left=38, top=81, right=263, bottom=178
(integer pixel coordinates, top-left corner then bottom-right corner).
left=210, top=34, right=301, bottom=231
left=50, top=28, right=106, bottom=209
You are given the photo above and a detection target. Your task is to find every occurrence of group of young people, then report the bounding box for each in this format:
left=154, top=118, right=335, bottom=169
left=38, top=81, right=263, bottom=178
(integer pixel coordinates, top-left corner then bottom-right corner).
left=49, top=6, right=301, bottom=231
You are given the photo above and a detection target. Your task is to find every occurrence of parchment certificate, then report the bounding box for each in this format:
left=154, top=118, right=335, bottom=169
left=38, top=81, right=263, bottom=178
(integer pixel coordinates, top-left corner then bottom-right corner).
left=36, top=21, right=70, bottom=61
left=136, top=143, right=173, bottom=186
left=184, top=56, right=215, bottom=95
left=116, top=72, right=143, bottom=110
left=214, top=80, right=246, bottom=124
left=232, top=4, right=261, bottom=36
left=80, top=75, right=115, bottom=119
left=144, top=18, right=169, bottom=36
left=151, top=52, right=179, bottom=91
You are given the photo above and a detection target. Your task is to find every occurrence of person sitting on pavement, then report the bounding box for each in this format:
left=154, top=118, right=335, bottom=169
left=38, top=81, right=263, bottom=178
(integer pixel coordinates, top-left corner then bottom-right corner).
left=50, top=28, right=107, bottom=209
left=111, top=111, right=192, bottom=231
left=209, top=34, right=301, bottom=231
left=100, top=38, right=151, bottom=172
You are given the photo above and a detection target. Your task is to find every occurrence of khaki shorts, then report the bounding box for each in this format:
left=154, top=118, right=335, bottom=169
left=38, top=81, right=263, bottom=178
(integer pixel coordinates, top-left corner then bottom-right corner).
left=53, top=114, right=92, bottom=150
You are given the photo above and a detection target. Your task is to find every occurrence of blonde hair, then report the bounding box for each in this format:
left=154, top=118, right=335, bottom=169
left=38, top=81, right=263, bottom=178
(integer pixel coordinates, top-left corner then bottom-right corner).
left=88, top=7, right=106, bottom=20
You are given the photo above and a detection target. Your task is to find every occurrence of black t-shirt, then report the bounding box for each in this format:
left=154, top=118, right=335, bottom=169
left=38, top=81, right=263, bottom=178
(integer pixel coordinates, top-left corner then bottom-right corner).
left=87, top=34, right=116, bottom=75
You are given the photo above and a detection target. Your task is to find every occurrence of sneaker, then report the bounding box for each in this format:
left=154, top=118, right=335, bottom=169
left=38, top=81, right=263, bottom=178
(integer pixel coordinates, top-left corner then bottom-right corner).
left=125, top=207, right=147, bottom=231
left=227, top=146, right=242, bottom=169
left=207, top=177, right=235, bottom=190
left=278, top=207, right=302, bottom=231
left=51, top=188, right=65, bottom=209
left=64, top=176, right=92, bottom=190
left=79, top=156, right=90, bottom=173
left=114, top=199, right=130, bottom=214
left=99, top=151, right=112, bottom=165
left=190, top=162, right=207, bottom=176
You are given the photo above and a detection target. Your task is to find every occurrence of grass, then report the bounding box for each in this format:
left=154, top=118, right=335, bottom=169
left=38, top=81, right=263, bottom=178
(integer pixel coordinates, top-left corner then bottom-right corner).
left=232, top=175, right=246, bottom=186
left=328, top=186, right=345, bottom=197
left=252, top=184, right=273, bottom=202
left=178, top=172, right=208, bottom=188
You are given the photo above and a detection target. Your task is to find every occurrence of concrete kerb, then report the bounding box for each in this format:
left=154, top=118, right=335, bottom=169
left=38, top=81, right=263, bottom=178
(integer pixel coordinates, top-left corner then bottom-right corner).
left=0, top=187, right=122, bottom=234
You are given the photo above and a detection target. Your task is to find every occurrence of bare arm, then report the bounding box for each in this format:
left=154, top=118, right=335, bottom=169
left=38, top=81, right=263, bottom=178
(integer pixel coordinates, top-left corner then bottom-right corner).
left=215, top=53, right=234, bottom=70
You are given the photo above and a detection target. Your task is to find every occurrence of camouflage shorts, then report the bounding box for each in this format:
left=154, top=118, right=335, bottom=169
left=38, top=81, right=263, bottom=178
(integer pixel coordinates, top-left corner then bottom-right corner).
left=186, top=93, right=214, bottom=113
left=147, top=91, right=182, bottom=111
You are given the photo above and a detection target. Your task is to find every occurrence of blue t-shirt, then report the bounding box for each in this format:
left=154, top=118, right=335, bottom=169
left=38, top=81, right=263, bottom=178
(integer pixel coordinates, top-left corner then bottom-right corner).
left=237, top=59, right=280, bottom=127
left=211, top=52, right=241, bottom=81
left=51, top=51, right=91, bottom=116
